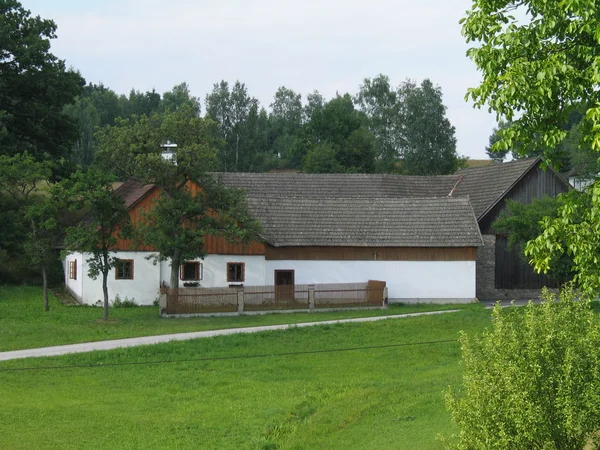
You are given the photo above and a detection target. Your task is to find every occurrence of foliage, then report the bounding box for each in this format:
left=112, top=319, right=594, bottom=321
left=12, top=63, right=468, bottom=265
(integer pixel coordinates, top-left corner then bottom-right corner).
left=399, top=79, right=462, bottom=175
left=58, top=169, right=131, bottom=319
left=0, top=152, right=59, bottom=310
left=301, top=93, right=376, bottom=173
left=461, top=0, right=600, bottom=163
left=525, top=187, right=600, bottom=299
left=446, top=286, right=600, bottom=449
left=96, top=104, right=262, bottom=288
left=493, top=196, right=572, bottom=284
left=111, top=295, right=138, bottom=308
left=0, top=0, right=84, bottom=162
left=462, top=1, right=600, bottom=293
left=356, top=74, right=402, bottom=170
left=485, top=121, right=510, bottom=162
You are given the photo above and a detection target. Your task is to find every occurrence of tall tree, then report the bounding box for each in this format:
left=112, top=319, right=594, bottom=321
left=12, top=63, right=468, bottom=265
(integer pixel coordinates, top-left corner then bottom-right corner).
left=96, top=104, right=262, bottom=288
left=160, top=82, right=201, bottom=116
left=356, top=74, right=402, bottom=170
left=398, top=79, right=463, bottom=175
left=0, top=0, right=85, bottom=162
left=205, top=80, right=259, bottom=171
left=302, top=94, right=376, bottom=173
left=58, top=169, right=131, bottom=320
left=485, top=121, right=510, bottom=162
left=461, top=0, right=600, bottom=295
left=269, top=86, right=303, bottom=164
left=0, top=153, right=56, bottom=310
left=63, top=96, right=100, bottom=168
left=303, top=90, right=325, bottom=123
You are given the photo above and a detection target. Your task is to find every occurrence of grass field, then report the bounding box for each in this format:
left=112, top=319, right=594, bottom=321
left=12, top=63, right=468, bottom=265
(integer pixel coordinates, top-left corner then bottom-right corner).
left=0, top=286, right=481, bottom=351
left=0, top=307, right=492, bottom=449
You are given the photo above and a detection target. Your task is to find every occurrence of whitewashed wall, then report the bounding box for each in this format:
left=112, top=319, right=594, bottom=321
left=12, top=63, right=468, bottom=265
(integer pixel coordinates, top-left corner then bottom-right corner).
left=71, top=252, right=160, bottom=306
left=159, top=255, right=266, bottom=288
left=68, top=253, right=476, bottom=306
left=63, top=253, right=84, bottom=300
left=265, top=260, right=477, bottom=303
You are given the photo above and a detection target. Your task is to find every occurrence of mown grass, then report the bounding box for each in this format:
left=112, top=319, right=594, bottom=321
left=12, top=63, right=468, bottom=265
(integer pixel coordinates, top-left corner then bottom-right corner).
left=0, top=286, right=482, bottom=351
left=0, top=308, right=492, bottom=449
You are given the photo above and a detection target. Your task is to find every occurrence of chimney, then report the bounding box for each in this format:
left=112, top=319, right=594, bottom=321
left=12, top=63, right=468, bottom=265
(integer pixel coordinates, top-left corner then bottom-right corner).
left=160, top=140, right=178, bottom=164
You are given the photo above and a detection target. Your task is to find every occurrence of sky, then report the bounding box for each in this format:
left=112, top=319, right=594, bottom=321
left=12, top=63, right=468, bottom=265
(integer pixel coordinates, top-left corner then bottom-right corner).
left=25, top=0, right=497, bottom=160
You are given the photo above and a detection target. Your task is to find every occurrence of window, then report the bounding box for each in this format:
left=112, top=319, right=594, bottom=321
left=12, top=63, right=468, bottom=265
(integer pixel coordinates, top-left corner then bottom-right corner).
left=227, top=262, right=245, bottom=283
left=180, top=261, right=202, bottom=281
left=115, top=260, right=134, bottom=280
left=69, top=260, right=77, bottom=280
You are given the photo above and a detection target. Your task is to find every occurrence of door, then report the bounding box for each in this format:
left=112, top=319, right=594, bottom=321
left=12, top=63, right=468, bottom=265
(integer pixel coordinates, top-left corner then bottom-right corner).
left=275, top=270, right=295, bottom=303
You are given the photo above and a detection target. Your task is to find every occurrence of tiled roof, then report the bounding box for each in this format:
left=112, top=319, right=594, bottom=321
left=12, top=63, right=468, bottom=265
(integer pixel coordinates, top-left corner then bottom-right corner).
left=248, top=196, right=483, bottom=247
left=216, top=172, right=459, bottom=199
left=454, top=158, right=539, bottom=219
left=114, top=179, right=155, bottom=209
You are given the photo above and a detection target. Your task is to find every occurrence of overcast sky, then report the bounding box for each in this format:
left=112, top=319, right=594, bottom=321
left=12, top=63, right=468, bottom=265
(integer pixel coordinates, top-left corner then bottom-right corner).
left=25, top=0, right=497, bottom=160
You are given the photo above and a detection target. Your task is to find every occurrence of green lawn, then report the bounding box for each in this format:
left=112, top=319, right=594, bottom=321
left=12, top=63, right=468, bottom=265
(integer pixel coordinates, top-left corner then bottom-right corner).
left=0, top=286, right=482, bottom=351
left=0, top=308, right=492, bottom=449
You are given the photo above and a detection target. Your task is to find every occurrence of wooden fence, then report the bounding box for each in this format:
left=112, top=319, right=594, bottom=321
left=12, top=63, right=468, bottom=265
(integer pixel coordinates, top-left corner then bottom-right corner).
left=160, top=280, right=387, bottom=316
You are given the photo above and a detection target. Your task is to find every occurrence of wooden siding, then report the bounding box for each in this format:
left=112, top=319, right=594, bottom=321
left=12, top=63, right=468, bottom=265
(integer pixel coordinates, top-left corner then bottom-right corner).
left=265, top=245, right=477, bottom=261
left=480, top=161, right=570, bottom=234
left=494, top=235, right=559, bottom=289
left=114, top=182, right=265, bottom=255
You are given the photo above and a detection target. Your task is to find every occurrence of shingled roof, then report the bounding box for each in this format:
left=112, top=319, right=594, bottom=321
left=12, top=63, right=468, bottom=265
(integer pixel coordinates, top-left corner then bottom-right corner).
left=217, top=172, right=459, bottom=199
left=248, top=196, right=483, bottom=247
left=454, top=158, right=540, bottom=219
left=114, top=179, right=155, bottom=209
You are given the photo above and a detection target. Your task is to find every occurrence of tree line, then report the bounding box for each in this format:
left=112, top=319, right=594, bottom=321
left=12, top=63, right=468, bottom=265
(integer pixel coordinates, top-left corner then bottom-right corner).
left=66, top=76, right=463, bottom=176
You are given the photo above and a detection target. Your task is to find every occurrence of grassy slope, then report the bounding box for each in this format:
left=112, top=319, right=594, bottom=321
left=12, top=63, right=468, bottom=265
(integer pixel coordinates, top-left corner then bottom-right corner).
left=0, top=286, right=480, bottom=351
left=0, top=309, right=491, bottom=449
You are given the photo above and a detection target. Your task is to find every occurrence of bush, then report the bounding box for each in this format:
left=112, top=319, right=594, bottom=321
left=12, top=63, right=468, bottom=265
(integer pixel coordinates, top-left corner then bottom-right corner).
left=111, top=295, right=138, bottom=308
left=445, top=286, right=600, bottom=449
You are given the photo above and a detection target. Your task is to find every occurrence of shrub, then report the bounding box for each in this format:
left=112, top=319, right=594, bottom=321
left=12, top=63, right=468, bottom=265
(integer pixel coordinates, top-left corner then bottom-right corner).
left=111, top=295, right=138, bottom=308
left=445, top=286, right=600, bottom=449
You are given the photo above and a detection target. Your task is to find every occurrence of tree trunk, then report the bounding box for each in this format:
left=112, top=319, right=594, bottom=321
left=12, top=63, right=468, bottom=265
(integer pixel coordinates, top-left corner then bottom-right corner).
left=102, top=251, right=110, bottom=320
left=170, top=249, right=181, bottom=289
left=42, top=264, right=49, bottom=312
left=235, top=133, right=239, bottom=171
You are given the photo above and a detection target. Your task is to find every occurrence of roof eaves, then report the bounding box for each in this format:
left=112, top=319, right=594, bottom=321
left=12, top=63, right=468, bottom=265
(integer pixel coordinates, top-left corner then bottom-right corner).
left=476, top=157, right=540, bottom=221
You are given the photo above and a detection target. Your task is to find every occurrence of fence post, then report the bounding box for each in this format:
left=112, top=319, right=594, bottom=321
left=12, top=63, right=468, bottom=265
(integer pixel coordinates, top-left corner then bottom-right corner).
left=237, top=287, right=244, bottom=314
left=308, top=285, right=315, bottom=312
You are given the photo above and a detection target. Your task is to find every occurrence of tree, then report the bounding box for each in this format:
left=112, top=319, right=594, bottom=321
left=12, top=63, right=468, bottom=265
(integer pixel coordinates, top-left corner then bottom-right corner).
left=205, top=80, right=259, bottom=171
left=461, top=1, right=600, bottom=293
left=58, top=169, right=131, bottom=320
left=301, top=94, right=377, bottom=173
left=356, top=74, right=402, bottom=170
left=303, top=90, right=324, bottom=123
left=461, top=1, right=600, bottom=163
left=485, top=121, right=510, bottom=162
left=493, top=197, right=572, bottom=285
left=0, top=152, right=57, bottom=310
left=398, top=79, right=463, bottom=175
left=63, top=96, right=100, bottom=168
left=446, top=287, right=600, bottom=449
left=160, top=82, right=200, bottom=116
left=269, top=86, right=303, bottom=165
left=0, top=0, right=85, bottom=162
left=96, top=105, right=262, bottom=289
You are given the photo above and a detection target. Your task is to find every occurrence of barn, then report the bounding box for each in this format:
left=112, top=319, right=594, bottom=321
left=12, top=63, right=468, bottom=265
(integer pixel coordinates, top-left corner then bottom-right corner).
left=454, top=157, right=571, bottom=300
left=64, top=174, right=483, bottom=306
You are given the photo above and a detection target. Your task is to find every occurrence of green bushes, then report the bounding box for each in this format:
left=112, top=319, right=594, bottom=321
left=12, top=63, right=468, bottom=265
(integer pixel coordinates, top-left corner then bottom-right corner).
left=446, top=286, right=600, bottom=449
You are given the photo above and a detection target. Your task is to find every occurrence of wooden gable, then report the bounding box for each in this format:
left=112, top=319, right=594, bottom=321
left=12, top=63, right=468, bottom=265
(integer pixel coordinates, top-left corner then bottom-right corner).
left=114, top=180, right=265, bottom=255
left=478, top=160, right=570, bottom=234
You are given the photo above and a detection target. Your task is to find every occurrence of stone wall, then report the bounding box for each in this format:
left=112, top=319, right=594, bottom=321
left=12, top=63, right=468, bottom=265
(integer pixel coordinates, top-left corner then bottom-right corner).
left=477, top=234, right=551, bottom=301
